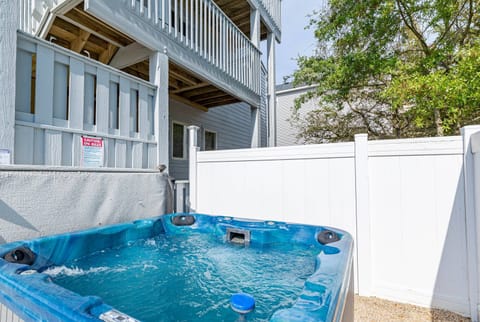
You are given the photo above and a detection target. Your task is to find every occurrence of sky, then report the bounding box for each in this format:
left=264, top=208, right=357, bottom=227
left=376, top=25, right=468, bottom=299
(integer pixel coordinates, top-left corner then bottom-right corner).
left=272, top=0, right=324, bottom=85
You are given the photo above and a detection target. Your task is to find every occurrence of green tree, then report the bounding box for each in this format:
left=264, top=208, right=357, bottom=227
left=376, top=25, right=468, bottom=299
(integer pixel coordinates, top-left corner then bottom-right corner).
left=292, top=0, right=480, bottom=143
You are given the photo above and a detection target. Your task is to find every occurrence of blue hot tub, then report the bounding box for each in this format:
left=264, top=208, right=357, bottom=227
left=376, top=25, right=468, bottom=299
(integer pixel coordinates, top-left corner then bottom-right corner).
left=0, top=214, right=353, bottom=322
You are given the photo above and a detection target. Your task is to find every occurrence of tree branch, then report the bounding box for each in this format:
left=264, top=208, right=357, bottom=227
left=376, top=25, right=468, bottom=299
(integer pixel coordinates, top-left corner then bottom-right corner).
left=460, top=0, right=474, bottom=45
left=395, top=0, right=430, bottom=55
left=433, top=0, right=469, bottom=50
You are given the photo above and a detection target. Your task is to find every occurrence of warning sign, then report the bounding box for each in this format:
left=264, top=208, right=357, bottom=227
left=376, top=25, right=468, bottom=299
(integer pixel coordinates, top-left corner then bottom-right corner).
left=81, top=136, right=104, bottom=167
left=0, top=149, right=11, bottom=165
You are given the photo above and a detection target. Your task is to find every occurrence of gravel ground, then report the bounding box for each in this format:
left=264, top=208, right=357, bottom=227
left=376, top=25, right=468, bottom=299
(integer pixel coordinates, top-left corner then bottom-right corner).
left=354, top=296, right=471, bottom=322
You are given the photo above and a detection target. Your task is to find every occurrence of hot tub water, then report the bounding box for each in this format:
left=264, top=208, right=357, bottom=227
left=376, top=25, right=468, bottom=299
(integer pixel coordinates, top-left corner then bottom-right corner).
left=46, top=233, right=318, bottom=322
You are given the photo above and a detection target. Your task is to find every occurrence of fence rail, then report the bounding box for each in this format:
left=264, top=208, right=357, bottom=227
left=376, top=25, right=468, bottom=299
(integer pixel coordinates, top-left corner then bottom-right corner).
left=128, top=0, right=262, bottom=96
left=15, top=32, right=158, bottom=168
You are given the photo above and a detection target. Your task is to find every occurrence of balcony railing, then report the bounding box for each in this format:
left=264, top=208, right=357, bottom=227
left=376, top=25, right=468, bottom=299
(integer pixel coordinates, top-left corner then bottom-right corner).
left=128, top=0, right=262, bottom=96
left=259, top=0, right=281, bottom=32
left=15, top=32, right=158, bottom=168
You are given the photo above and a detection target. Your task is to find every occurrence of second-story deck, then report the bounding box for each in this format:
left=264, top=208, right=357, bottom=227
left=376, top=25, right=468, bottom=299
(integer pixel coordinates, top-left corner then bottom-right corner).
left=24, top=0, right=281, bottom=110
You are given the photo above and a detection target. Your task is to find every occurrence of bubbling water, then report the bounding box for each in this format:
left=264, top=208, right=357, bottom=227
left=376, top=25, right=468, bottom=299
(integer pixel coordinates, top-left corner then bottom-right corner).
left=48, top=233, right=318, bottom=322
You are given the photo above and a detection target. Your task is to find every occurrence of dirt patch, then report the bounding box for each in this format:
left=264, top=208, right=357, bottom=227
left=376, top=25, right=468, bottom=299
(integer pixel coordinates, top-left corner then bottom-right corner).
left=354, top=296, right=470, bottom=322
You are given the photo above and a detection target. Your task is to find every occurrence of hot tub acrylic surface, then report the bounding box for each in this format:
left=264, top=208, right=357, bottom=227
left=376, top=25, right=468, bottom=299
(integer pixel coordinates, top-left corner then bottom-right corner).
left=0, top=214, right=354, bottom=322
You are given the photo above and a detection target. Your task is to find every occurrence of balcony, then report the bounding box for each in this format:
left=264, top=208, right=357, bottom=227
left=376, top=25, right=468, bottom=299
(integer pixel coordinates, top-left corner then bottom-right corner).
left=19, top=0, right=280, bottom=109
left=82, top=0, right=263, bottom=107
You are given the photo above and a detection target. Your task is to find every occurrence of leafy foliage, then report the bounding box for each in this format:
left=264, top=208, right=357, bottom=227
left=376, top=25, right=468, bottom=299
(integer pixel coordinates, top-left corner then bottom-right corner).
left=292, top=0, right=480, bottom=142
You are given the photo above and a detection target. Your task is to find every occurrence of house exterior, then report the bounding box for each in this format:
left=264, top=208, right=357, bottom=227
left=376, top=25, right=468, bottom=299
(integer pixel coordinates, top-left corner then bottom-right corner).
left=1, top=0, right=280, bottom=179
left=276, top=82, right=318, bottom=146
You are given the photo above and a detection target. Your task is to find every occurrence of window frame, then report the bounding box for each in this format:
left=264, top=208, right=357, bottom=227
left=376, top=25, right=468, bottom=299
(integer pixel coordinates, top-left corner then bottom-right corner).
left=204, top=129, right=217, bottom=151
left=171, top=121, right=187, bottom=160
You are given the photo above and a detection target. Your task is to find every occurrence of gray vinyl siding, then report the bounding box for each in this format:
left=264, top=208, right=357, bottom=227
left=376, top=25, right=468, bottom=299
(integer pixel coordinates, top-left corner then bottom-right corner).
left=169, top=98, right=253, bottom=180
left=276, top=86, right=319, bottom=146
left=260, top=66, right=268, bottom=148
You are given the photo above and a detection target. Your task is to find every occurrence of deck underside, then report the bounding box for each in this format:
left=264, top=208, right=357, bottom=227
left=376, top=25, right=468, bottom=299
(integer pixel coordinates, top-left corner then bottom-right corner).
left=42, top=0, right=265, bottom=110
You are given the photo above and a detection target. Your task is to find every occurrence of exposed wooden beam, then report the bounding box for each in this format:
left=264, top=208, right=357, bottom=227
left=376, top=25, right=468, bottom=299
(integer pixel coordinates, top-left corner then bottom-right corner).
left=68, top=7, right=132, bottom=46
left=83, top=41, right=110, bottom=56
left=205, top=99, right=240, bottom=108
left=172, top=82, right=209, bottom=94
left=229, top=10, right=250, bottom=22
left=70, top=29, right=91, bottom=52
left=237, top=20, right=250, bottom=29
left=59, top=15, right=125, bottom=48
left=99, top=43, right=117, bottom=64
left=168, top=82, right=180, bottom=90
left=183, top=85, right=219, bottom=97
left=171, top=94, right=209, bottom=112
left=123, top=61, right=150, bottom=79
left=201, top=96, right=240, bottom=106
left=49, top=24, right=77, bottom=42
left=192, top=91, right=231, bottom=102
left=52, top=17, right=80, bottom=36
left=169, top=69, right=199, bottom=86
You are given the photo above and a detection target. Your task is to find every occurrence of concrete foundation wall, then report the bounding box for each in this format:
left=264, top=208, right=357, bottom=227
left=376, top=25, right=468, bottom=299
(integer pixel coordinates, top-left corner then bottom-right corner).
left=0, top=168, right=172, bottom=244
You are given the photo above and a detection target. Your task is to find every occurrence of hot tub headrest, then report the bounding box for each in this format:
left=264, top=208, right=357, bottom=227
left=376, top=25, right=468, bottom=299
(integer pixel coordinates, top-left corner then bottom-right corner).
left=3, top=247, right=36, bottom=266
left=171, top=215, right=196, bottom=226
left=317, top=230, right=340, bottom=245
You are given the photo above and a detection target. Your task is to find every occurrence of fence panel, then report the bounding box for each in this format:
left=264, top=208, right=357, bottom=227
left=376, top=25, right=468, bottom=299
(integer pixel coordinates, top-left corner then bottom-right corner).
left=189, top=131, right=478, bottom=318
left=14, top=33, right=158, bottom=169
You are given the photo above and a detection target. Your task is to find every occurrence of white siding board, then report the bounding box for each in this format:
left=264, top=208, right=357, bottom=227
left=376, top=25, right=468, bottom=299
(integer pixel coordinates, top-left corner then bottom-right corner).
left=148, top=143, right=157, bottom=168
left=68, top=58, right=85, bottom=129
left=15, top=50, right=32, bottom=114
left=34, top=45, right=54, bottom=125
left=132, top=141, right=144, bottom=168
left=72, top=133, right=81, bottom=166
left=53, top=62, right=68, bottom=120
left=44, top=129, right=62, bottom=165
left=126, top=140, right=132, bottom=168
left=115, top=139, right=127, bottom=168
left=105, top=138, right=115, bottom=167
left=33, top=128, right=44, bottom=165
left=14, top=125, right=34, bottom=164
left=96, top=69, right=110, bottom=133
left=119, top=77, right=131, bottom=137
left=138, top=86, right=149, bottom=140
left=61, top=132, right=73, bottom=166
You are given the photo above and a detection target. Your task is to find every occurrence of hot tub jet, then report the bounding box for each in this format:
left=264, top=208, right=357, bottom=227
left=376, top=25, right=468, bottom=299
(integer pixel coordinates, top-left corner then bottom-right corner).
left=226, top=228, right=251, bottom=246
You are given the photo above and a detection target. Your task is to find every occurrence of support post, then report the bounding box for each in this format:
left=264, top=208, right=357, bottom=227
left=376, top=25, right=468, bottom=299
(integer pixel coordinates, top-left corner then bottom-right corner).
left=354, top=133, right=371, bottom=296
left=250, top=8, right=260, bottom=48
left=472, top=131, right=480, bottom=322
left=463, top=125, right=480, bottom=322
left=250, top=8, right=261, bottom=148
left=188, top=125, right=199, bottom=212
left=267, top=32, right=276, bottom=147
left=250, top=107, right=261, bottom=148
left=150, top=51, right=169, bottom=171
left=0, top=1, right=18, bottom=164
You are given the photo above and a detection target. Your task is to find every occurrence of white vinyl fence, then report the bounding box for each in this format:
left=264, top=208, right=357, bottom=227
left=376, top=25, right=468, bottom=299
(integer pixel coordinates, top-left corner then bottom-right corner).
left=187, top=125, right=480, bottom=321
left=14, top=32, right=158, bottom=168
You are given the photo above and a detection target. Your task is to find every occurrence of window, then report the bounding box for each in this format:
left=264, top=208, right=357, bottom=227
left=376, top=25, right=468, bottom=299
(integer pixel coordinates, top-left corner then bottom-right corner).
left=172, top=122, right=185, bottom=159
left=204, top=130, right=216, bottom=151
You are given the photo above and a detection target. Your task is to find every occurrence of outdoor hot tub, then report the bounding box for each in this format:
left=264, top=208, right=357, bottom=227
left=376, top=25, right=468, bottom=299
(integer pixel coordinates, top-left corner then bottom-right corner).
left=0, top=214, right=353, bottom=322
